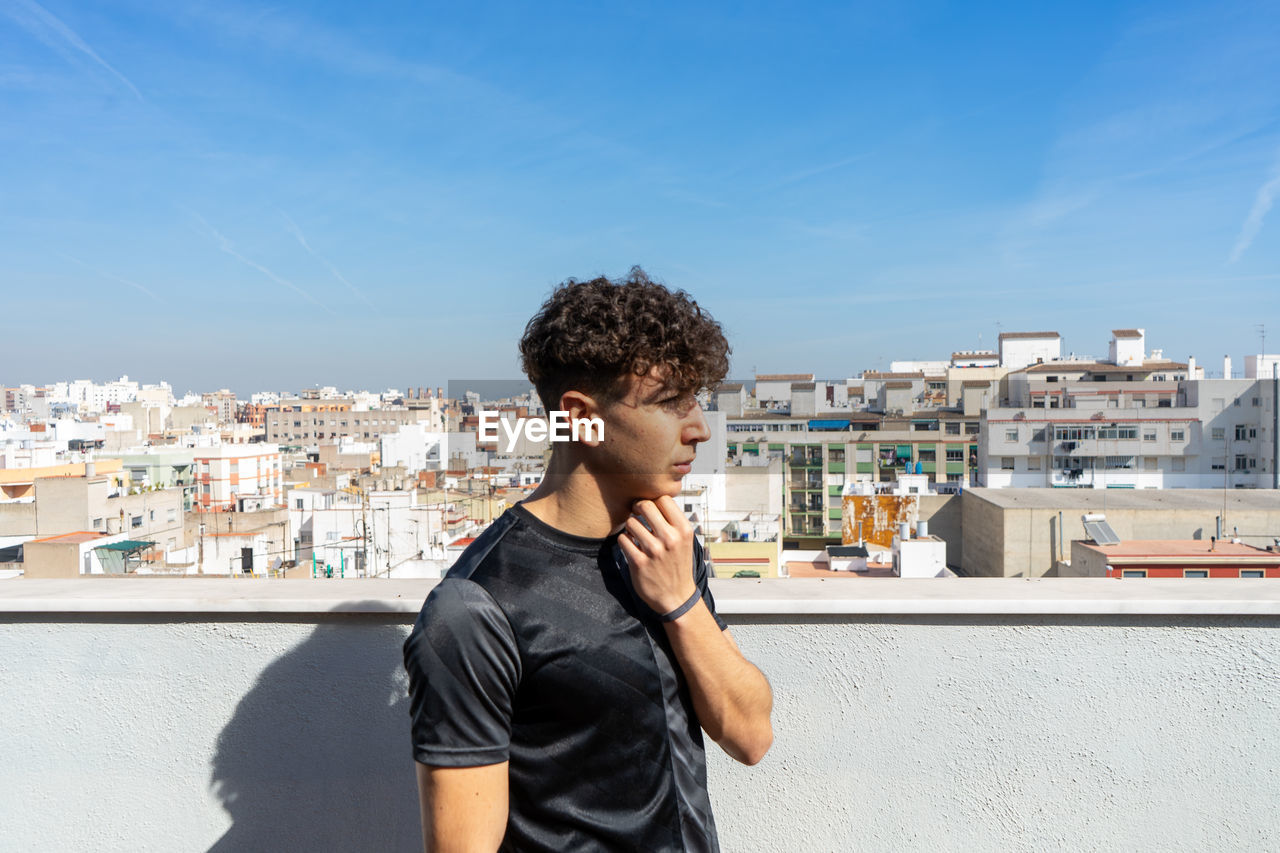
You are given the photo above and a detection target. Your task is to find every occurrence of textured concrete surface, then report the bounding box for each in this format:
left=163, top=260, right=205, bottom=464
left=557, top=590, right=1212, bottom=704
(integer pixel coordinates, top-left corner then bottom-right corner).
left=1, top=601, right=1277, bottom=851
left=5, top=577, right=1280, bottom=614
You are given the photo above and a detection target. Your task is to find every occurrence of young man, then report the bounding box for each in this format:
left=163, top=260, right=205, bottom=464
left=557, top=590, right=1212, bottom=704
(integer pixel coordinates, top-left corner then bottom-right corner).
left=403, top=268, right=773, bottom=852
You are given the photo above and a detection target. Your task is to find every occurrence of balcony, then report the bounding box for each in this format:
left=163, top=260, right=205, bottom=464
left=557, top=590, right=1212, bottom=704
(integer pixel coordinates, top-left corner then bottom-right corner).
left=2, top=579, right=1277, bottom=850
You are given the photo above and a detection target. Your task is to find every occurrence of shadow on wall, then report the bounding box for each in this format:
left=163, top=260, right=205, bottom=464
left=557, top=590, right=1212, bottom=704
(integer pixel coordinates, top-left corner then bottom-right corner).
left=207, top=603, right=420, bottom=852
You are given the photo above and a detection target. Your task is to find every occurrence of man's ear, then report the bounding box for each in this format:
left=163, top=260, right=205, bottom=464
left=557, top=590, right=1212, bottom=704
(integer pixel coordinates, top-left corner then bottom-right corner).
left=558, top=390, right=605, bottom=447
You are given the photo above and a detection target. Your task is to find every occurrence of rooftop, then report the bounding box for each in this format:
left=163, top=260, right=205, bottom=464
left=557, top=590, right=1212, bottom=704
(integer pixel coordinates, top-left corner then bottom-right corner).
left=4, top=577, right=1278, bottom=615
left=1023, top=359, right=1187, bottom=374
left=5, top=578, right=1278, bottom=850
left=968, top=487, right=1280, bottom=511
left=28, top=531, right=102, bottom=545
left=998, top=331, right=1060, bottom=340
left=1077, top=539, right=1280, bottom=560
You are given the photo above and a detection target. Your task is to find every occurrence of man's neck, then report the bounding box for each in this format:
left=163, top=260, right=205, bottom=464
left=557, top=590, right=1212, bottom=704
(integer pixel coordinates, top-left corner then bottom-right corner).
left=519, top=454, right=629, bottom=538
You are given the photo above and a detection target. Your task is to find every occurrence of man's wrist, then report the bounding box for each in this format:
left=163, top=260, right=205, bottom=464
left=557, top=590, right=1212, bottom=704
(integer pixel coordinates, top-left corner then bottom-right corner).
left=659, top=588, right=701, bottom=622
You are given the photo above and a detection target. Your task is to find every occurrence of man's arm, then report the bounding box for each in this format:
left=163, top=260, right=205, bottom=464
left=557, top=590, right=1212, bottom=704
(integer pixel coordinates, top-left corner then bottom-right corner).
left=415, top=762, right=508, bottom=853
left=620, top=496, right=774, bottom=765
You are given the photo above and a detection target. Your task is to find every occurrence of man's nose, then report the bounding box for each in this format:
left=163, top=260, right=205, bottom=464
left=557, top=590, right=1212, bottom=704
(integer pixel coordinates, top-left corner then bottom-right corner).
left=686, top=405, right=711, bottom=444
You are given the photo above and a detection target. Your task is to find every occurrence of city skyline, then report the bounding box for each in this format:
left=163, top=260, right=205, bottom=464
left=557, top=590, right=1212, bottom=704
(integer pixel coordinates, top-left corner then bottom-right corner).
left=2, top=0, right=1279, bottom=393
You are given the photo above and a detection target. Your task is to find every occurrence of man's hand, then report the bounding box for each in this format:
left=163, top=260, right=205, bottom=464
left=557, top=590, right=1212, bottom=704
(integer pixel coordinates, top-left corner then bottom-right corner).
left=617, top=495, right=773, bottom=766
left=618, top=495, right=698, bottom=616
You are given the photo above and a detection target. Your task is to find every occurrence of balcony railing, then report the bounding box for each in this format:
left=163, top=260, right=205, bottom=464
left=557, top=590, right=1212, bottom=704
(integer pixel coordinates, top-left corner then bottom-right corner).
left=2, top=579, right=1277, bottom=851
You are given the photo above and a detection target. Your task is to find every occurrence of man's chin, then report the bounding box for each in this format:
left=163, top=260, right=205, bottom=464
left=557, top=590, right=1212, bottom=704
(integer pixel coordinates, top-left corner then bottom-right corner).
left=629, top=479, right=683, bottom=503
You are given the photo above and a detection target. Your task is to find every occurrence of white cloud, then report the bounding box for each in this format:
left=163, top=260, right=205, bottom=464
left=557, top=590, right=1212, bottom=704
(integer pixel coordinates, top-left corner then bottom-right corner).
left=3, top=0, right=142, bottom=99
left=1228, top=152, right=1280, bottom=264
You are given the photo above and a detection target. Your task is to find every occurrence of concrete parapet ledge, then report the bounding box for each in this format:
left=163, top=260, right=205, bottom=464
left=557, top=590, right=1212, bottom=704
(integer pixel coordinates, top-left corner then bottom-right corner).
left=1, top=577, right=1278, bottom=616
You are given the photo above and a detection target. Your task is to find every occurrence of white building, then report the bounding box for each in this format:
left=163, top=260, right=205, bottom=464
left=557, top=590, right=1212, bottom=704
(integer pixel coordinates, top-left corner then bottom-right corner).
left=1246, top=355, right=1280, bottom=380
left=192, top=444, right=283, bottom=512
left=380, top=424, right=445, bottom=473
left=978, top=378, right=1275, bottom=489
left=998, top=331, right=1062, bottom=370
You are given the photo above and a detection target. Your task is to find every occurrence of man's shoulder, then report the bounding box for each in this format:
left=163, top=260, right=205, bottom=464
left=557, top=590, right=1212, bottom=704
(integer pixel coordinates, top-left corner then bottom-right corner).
left=444, top=507, right=523, bottom=583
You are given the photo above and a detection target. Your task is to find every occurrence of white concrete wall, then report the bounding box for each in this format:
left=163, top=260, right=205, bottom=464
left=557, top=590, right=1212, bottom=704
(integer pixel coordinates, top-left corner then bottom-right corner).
left=1, top=580, right=1277, bottom=852
left=1000, top=336, right=1060, bottom=370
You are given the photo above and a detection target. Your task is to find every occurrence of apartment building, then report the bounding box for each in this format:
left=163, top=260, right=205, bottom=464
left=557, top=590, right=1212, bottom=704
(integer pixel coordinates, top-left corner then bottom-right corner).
left=201, top=390, right=238, bottom=424
left=264, top=401, right=423, bottom=444
left=717, top=379, right=982, bottom=545
left=979, top=377, right=1276, bottom=488
left=192, top=444, right=283, bottom=512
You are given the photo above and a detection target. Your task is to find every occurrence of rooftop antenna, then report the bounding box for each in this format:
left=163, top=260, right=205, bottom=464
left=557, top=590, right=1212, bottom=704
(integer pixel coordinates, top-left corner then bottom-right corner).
left=1257, top=323, right=1266, bottom=360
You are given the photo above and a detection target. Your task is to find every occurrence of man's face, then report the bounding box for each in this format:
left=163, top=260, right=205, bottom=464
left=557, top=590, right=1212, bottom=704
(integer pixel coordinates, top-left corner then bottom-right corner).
left=587, top=368, right=711, bottom=502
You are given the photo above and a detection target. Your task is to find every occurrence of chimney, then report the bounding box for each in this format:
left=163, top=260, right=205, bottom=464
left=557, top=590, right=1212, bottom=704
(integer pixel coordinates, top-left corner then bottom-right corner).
left=1188, top=355, right=1197, bottom=377
left=1224, top=355, right=1232, bottom=379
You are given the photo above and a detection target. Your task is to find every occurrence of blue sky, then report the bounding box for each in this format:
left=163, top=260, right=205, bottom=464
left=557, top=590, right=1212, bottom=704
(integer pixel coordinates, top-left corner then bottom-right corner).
left=2, top=0, right=1278, bottom=397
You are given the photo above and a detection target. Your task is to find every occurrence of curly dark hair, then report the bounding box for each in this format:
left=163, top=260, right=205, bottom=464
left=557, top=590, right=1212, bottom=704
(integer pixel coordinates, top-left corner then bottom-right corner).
left=519, top=266, right=730, bottom=410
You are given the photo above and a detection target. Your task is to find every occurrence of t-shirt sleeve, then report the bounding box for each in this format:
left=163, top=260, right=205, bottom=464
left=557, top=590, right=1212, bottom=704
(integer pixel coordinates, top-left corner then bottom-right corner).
left=403, top=578, right=521, bottom=767
left=694, top=539, right=728, bottom=631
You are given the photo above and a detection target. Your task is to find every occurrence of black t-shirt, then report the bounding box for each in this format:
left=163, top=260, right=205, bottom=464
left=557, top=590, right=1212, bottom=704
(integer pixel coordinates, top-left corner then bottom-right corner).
left=403, top=503, right=726, bottom=852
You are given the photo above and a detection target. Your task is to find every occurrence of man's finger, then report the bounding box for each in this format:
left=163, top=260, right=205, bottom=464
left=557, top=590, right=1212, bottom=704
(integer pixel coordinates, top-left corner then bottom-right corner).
left=632, top=500, right=676, bottom=540
left=617, top=529, right=646, bottom=564
left=624, top=515, right=656, bottom=552
left=652, top=495, right=688, bottom=529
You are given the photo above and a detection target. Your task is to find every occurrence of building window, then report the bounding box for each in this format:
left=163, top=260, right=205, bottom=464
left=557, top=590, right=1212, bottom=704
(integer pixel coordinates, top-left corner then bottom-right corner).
left=1105, top=456, right=1135, bottom=469
left=1097, top=426, right=1137, bottom=440
left=1170, top=429, right=1185, bottom=441
left=1184, top=570, right=1208, bottom=578
left=1143, top=457, right=1158, bottom=470
left=131, top=515, right=143, bottom=529
left=1235, top=455, right=1249, bottom=471
left=945, top=449, right=964, bottom=461
left=1143, top=430, right=1157, bottom=441
left=168, top=509, right=177, bottom=523
left=1005, top=429, right=1018, bottom=441
left=1211, top=457, right=1226, bottom=470
left=1242, top=570, right=1265, bottom=578
left=964, top=423, right=980, bottom=435
left=1211, top=428, right=1225, bottom=441
left=946, top=473, right=962, bottom=482
left=1121, top=570, right=1146, bottom=578
left=1235, top=425, right=1249, bottom=440
left=1172, top=457, right=1186, bottom=472
left=1000, top=457, right=1015, bottom=470
left=1027, top=457, right=1042, bottom=471
left=296, top=499, right=304, bottom=509
left=149, top=510, right=155, bottom=521
left=92, top=517, right=103, bottom=529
